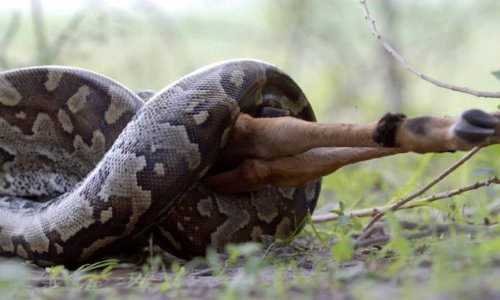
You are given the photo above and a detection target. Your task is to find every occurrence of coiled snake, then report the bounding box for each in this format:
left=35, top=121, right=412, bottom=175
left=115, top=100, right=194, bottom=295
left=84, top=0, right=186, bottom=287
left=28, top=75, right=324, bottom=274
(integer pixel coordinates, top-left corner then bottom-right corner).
left=0, top=60, right=321, bottom=267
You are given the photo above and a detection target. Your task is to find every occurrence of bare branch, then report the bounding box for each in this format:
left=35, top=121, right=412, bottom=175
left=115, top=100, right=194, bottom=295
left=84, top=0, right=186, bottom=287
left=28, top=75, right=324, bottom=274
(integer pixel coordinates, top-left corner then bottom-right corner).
left=312, top=175, right=500, bottom=223
left=356, top=146, right=482, bottom=242
left=359, top=0, right=500, bottom=99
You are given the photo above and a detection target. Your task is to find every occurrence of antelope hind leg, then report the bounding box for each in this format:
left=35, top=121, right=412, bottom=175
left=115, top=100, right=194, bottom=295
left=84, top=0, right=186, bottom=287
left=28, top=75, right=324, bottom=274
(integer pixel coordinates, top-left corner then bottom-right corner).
left=205, top=109, right=499, bottom=193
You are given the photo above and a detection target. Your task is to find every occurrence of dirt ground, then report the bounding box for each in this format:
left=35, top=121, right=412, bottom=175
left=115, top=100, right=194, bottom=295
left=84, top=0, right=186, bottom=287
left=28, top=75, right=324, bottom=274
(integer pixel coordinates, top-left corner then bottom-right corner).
left=2, top=234, right=497, bottom=300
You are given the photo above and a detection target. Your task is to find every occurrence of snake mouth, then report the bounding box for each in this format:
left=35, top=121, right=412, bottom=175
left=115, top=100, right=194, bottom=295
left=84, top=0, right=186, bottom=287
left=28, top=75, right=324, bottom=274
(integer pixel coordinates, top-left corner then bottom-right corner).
left=257, top=107, right=291, bottom=118
left=206, top=159, right=242, bottom=176
left=202, top=107, right=293, bottom=189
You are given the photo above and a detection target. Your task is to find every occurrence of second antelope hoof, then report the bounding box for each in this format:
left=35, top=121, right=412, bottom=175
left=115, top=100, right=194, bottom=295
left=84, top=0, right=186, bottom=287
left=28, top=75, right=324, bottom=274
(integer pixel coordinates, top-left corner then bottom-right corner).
left=454, top=109, right=498, bottom=144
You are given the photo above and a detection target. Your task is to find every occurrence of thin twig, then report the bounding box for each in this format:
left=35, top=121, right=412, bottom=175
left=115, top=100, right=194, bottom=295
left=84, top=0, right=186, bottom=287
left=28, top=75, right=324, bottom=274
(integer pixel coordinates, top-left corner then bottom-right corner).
left=190, top=268, right=214, bottom=277
left=312, top=175, right=499, bottom=223
left=356, top=146, right=482, bottom=242
left=359, top=0, right=500, bottom=98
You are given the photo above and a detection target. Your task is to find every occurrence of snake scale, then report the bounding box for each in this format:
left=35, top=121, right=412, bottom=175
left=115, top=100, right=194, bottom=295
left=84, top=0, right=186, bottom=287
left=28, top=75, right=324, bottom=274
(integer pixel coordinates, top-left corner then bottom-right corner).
left=0, top=60, right=321, bottom=267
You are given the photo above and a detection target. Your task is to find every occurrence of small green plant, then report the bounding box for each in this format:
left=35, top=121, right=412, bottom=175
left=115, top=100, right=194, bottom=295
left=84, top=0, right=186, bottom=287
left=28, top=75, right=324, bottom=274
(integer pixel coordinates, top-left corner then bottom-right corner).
left=330, top=201, right=363, bottom=235
left=306, top=212, right=328, bottom=244
left=332, top=235, right=354, bottom=264
left=329, top=202, right=358, bottom=264
left=158, top=260, right=186, bottom=294
left=44, top=258, right=119, bottom=288
left=77, top=259, right=119, bottom=283
left=376, top=214, right=414, bottom=275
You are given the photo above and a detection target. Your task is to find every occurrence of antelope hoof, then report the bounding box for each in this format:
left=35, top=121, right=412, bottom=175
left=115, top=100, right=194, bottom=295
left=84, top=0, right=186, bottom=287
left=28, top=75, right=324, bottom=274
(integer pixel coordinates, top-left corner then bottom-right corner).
left=454, top=109, right=498, bottom=144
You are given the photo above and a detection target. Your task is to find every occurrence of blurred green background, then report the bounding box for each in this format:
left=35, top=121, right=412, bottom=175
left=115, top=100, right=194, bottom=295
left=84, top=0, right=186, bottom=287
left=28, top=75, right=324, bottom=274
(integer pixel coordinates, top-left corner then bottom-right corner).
left=0, top=0, right=498, bottom=212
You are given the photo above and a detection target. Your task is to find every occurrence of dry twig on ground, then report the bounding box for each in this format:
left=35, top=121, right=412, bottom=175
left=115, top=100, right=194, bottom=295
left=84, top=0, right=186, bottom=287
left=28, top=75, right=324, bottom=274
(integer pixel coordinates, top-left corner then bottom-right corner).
left=312, top=175, right=500, bottom=223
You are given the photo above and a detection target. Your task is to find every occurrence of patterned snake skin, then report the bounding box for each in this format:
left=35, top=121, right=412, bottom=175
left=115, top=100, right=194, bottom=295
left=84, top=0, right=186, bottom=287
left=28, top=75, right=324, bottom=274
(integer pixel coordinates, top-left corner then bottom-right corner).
left=0, top=60, right=321, bottom=267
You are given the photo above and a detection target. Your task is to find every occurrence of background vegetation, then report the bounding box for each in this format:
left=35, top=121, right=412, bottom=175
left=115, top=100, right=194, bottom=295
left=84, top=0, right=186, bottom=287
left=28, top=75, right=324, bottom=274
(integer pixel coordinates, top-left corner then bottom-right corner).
left=0, top=0, right=499, bottom=299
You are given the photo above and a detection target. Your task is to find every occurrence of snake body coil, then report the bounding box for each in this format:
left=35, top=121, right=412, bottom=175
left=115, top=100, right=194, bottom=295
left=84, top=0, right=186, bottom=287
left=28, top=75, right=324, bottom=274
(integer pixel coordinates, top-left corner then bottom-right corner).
left=0, top=60, right=320, bottom=266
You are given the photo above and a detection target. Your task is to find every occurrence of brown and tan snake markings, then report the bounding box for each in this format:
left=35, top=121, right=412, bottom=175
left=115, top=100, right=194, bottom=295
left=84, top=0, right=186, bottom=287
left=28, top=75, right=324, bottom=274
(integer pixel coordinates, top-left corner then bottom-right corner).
left=0, top=60, right=320, bottom=266
left=0, top=60, right=498, bottom=267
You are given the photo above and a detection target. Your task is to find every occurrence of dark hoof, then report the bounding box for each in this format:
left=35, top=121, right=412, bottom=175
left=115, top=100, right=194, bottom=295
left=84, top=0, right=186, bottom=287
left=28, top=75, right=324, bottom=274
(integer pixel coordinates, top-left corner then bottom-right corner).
left=462, top=109, right=498, bottom=128
left=454, top=109, right=497, bottom=144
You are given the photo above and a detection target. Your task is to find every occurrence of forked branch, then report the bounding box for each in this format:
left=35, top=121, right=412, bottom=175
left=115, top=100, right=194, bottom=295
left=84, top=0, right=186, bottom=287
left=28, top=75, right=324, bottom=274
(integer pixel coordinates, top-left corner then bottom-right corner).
left=360, top=0, right=500, bottom=98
